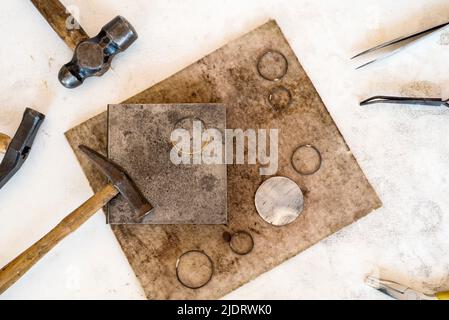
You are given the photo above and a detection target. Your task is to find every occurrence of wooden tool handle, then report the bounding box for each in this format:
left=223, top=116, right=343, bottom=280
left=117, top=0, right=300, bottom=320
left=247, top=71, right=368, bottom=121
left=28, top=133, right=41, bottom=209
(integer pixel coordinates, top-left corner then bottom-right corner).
left=0, top=184, right=118, bottom=295
left=0, top=133, right=11, bottom=154
left=31, top=0, right=89, bottom=50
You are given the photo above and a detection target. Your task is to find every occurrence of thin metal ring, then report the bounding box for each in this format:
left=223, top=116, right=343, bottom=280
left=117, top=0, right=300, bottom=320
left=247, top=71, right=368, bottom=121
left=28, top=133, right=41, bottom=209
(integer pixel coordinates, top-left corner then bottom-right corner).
left=257, top=50, right=289, bottom=82
left=176, top=250, right=214, bottom=290
left=173, top=116, right=206, bottom=131
left=291, top=144, right=322, bottom=176
left=225, top=231, right=254, bottom=255
left=171, top=117, right=210, bottom=155
left=267, top=85, right=293, bottom=111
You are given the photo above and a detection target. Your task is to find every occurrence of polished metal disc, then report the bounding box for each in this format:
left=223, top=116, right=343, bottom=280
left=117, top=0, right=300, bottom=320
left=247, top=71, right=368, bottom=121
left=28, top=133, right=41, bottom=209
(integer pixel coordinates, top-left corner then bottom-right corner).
left=255, top=176, right=304, bottom=226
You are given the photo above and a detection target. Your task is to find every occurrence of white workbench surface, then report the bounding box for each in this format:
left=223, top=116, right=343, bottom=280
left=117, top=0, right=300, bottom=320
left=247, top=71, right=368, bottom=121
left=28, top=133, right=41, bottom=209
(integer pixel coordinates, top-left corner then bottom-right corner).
left=1, top=0, right=449, bottom=300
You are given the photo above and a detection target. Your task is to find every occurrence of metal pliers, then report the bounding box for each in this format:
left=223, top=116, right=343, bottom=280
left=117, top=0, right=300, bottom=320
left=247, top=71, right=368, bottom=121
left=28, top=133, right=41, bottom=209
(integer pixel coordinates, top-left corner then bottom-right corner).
left=366, top=276, right=449, bottom=300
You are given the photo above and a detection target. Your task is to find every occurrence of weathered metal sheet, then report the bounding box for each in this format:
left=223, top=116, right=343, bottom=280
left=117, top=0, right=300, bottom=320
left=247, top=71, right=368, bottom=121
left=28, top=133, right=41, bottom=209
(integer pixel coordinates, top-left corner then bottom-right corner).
left=107, top=104, right=227, bottom=225
left=65, top=20, right=382, bottom=299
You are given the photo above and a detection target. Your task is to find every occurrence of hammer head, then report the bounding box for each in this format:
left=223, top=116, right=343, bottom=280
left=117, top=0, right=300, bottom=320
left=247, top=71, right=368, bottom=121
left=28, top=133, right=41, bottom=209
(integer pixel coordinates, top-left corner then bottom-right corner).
left=0, top=108, right=45, bottom=190
left=79, top=145, right=153, bottom=221
left=59, top=16, right=138, bottom=89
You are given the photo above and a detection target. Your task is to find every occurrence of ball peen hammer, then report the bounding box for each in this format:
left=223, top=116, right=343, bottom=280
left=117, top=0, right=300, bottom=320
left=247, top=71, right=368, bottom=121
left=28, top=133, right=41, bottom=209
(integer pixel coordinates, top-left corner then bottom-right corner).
left=30, top=0, right=138, bottom=89
left=0, top=146, right=153, bottom=294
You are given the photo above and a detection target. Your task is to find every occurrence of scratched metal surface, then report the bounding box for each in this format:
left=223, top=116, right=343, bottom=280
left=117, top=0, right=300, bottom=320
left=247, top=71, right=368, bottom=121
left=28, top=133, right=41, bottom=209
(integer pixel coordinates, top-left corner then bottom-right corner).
left=65, top=20, right=382, bottom=299
left=107, top=104, right=227, bottom=225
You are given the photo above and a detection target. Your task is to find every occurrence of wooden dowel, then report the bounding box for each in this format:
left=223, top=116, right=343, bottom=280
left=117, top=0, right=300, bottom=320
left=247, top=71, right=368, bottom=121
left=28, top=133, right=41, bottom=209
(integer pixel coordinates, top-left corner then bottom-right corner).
left=30, top=0, right=89, bottom=50
left=0, top=184, right=119, bottom=295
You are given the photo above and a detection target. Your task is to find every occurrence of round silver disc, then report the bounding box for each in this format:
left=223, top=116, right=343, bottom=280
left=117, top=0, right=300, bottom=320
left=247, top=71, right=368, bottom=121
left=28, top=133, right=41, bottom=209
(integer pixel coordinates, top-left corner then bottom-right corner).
left=255, top=176, right=304, bottom=226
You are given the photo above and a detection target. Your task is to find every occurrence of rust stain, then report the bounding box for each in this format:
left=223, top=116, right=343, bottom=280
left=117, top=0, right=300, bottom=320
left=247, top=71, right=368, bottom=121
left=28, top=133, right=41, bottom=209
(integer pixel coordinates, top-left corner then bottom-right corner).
left=400, top=81, right=440, bottom=98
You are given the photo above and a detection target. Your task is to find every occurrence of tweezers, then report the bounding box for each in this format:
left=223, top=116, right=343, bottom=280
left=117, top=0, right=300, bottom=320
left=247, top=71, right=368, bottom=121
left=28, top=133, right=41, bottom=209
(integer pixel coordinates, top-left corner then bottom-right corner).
left=360, top=96, right=449, bottom=108
left=352, top=21, right=449, bottom=69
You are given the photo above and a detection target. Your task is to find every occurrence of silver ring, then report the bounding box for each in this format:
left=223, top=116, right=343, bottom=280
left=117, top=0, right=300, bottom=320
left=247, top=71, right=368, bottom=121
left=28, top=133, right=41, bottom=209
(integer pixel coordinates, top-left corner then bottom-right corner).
left=224, top=231, right=254, bottom=255
left=291, top=144, right=322, bottom=176
left=176, top=250, right=214, bottom=289
left=268, top=85, right=293, bottom=111
left=257, top=50, right=289, bottom=82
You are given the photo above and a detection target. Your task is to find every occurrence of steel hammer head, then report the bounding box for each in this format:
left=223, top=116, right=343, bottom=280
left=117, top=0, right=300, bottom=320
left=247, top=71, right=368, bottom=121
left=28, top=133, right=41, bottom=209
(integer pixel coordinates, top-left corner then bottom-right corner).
left=79, top=145, right=153, bottom=221
left=59, top=16, right=138, bottom=89
left=0, top=108, right=45, bottom=190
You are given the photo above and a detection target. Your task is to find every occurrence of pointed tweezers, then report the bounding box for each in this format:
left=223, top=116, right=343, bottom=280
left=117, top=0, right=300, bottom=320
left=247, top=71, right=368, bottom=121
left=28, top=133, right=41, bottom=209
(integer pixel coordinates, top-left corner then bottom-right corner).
left=366, top=276, right=437, bottom=300
left=360, top=96, right=449, bottom=107
left=352, top=21, right=449, bottom=69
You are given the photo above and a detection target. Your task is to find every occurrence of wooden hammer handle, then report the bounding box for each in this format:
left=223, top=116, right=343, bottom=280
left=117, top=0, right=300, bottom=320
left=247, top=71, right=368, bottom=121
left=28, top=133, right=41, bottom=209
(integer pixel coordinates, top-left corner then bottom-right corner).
left=0, top=133, right=11, bottom=154
left=0, top=184, right=118, bottom=295
left=31, top=0, right=89, bottom=50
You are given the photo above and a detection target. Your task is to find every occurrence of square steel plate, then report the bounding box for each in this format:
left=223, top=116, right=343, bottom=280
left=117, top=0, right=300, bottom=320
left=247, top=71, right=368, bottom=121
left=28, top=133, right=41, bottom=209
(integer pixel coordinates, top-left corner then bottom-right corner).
left=107, top=104, right=227, bottom=225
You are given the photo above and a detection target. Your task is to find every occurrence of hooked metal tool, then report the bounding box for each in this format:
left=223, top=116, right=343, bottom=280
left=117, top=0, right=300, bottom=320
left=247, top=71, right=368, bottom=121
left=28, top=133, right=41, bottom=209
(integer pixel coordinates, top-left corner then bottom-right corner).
left=31, top=0, right=138, bottom=89
left=360, top=96, right=449, bottom=108
left=366, top=276, right=449, bottom=300
left=0, top=145, right=153, bottom=294
left=0, top=108, right=45, bottom=190
left=352, top=21, right=449, bottom=69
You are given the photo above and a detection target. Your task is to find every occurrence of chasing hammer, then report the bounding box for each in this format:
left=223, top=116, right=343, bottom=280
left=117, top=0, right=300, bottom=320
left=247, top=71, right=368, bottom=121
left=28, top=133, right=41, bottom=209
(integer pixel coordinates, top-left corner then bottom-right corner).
left=31, top=0, right=138, bottom=89
left=0, top=146, right=153, bottom=294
